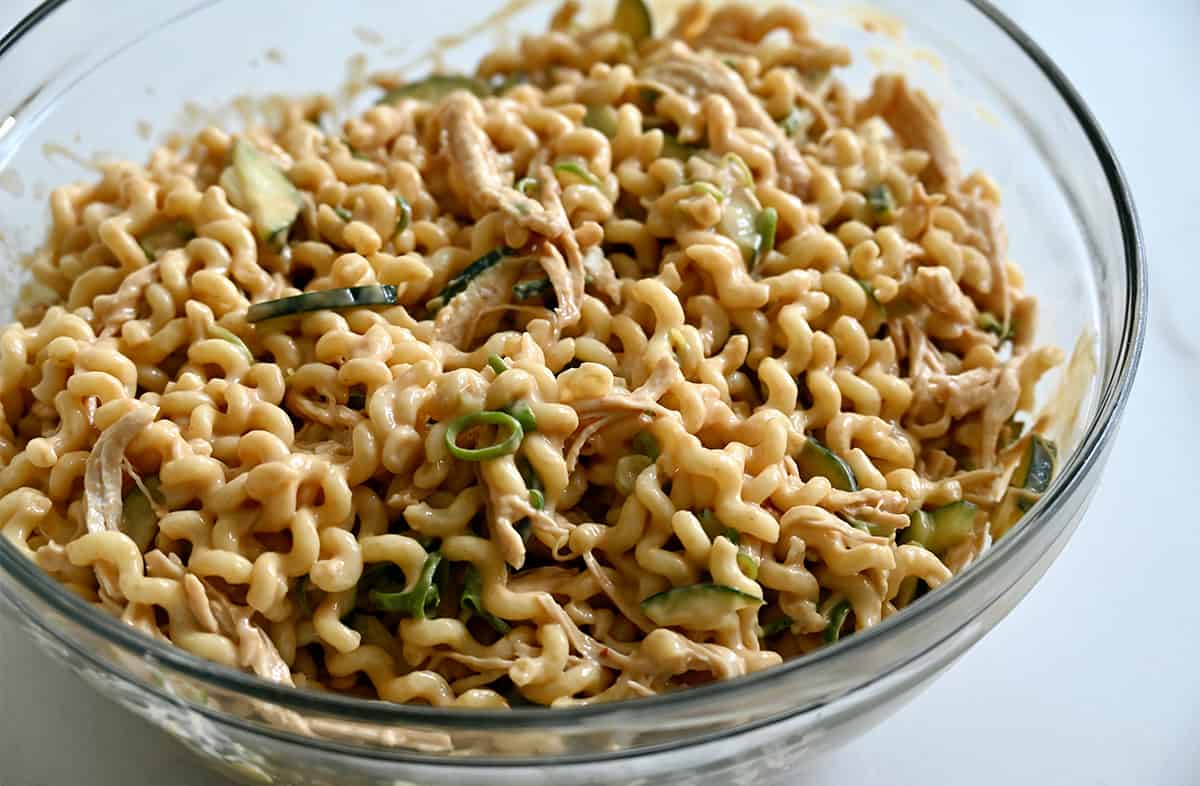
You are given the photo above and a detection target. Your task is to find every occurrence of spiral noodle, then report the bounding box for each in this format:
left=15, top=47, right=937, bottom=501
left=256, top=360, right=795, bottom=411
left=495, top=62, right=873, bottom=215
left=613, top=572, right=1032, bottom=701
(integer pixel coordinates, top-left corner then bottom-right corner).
left=0, top=1, right=1060, bottom=707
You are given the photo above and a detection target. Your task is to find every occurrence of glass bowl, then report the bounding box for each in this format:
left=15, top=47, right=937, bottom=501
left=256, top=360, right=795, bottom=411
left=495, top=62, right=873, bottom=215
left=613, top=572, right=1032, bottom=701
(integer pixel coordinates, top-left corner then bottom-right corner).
left=0, top=1, right=1146, bottom=784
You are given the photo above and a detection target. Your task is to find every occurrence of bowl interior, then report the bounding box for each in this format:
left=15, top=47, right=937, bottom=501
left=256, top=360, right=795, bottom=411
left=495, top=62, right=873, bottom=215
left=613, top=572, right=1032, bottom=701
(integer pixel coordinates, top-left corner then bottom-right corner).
left=0, top=0, right=1140, bottom=766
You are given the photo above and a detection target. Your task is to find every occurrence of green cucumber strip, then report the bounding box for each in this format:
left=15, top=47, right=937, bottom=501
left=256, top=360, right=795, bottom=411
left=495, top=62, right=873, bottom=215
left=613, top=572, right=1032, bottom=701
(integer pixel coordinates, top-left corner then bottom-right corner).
left=796, top=436, right=858, bottom=492
left=640, top=583, right=761, bottom=629
left=247, top=285, right=398, bottom=323
left=427, top=247, right=511, bottom=312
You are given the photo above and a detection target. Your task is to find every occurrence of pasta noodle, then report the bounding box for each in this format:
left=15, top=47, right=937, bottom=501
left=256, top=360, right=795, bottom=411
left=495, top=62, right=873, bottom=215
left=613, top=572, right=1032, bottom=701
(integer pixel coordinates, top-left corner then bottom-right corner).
left=0, top=0, right=1063, bottom=708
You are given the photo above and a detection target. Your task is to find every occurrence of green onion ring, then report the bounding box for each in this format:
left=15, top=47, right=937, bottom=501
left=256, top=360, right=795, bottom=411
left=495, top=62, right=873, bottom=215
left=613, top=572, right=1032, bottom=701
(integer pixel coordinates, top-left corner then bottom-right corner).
left=445, top=411, right=524, bottom=461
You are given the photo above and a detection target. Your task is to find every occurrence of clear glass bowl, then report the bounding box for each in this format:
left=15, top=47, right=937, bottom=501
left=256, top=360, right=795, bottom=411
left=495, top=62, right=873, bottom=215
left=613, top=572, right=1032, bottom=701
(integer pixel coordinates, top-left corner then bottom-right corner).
left=0, top=1, right=1146, bottom=784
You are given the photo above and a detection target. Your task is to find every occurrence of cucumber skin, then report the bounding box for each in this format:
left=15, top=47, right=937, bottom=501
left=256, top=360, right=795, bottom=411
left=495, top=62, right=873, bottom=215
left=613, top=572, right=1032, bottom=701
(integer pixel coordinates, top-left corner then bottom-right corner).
left=246, top=285, right=398, bottom=323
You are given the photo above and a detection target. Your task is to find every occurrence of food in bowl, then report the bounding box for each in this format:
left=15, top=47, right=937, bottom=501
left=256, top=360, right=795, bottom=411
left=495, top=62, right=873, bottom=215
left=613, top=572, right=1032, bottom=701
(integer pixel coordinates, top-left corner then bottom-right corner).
left=0, top=0, right=1065, bottom=708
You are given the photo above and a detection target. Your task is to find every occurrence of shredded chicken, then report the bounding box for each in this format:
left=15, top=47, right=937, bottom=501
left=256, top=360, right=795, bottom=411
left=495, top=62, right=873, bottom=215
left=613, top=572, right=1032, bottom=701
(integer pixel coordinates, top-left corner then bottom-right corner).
left=582, top=245, right=622, bottom=303
left=537, top=241, right=582, bottom=331
left=950, top=191, right=1011, bottom=326
left=979, top=366, right=1021, bottom=468
left=858, top=74, right=961, bottom=189
left=645, top=46, right=811, bottom=195
left=926, top=367, right=1000, bottom=419
left=436, top=92, right=569, bottom=238
left=534, top=168, right=588, bottom=332
left=910, top=265, right=976, bottom=323
left=434, top=256, right=523, bottom=348
left=201, top=578, right=295, bottom=686
left=83, top=405, right=159, bottom=535
left=582, top=552, right=655, bottom=634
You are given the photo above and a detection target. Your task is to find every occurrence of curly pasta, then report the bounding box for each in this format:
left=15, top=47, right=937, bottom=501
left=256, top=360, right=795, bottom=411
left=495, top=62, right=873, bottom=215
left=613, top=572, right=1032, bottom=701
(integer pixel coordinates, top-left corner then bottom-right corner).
left=0, top=1, right=1062, bottom=708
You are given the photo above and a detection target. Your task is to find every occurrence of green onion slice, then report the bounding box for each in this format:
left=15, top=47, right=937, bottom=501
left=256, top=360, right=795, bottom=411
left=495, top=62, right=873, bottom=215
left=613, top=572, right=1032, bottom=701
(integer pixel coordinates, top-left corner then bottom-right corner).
left=445, top=411, right=524, bottom=461
left=553, top=161, right=601, bottom=188
left=460, top=565, right=511, bottom=633
left=368, top=552, right=442, bottom=617
left=487, top=354, right=509, bottom=375
left=506, top=401, right=537, bottom=433
left=824, top=600, right=852, bottom=643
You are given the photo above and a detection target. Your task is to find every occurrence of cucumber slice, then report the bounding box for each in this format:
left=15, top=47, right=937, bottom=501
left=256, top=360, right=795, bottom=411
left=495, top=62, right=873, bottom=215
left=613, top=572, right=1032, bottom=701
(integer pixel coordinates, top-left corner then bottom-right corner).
left=512, top=277, right=554, bottom=302
left=378, top=75, right=489, bottom=104
left=426, top=247, right=512, bottom=312
left=584, top=104, right=619, bottom=138
left=222, top=140, right=303, bottom=245
left=755, top=207, right=778, bottom=267
left=796, top=436, right=858, bottom=492
left=925, top=500, right=977, bottom=554
left=246, top=285, right=398, bottom=323
left=846, top=516, right=893, bottom=538
left=640, top=584, right=762, bottom=630
left=122, top=477, right=161, bottom=552
left=992, top=488, right=1041, bottom=539
left=903, top=501, right=977, bottom=555
left=992, top=435, right=1057, bottom=539
left=613, top=0, right=653, bottom=43
left=1012, top=435, right=1057, bottom=495
left=720, top=188, right=763, bottom=264
left=137, top=221, right=194, bottom=260
left=902, top=509, right=933, bottom=548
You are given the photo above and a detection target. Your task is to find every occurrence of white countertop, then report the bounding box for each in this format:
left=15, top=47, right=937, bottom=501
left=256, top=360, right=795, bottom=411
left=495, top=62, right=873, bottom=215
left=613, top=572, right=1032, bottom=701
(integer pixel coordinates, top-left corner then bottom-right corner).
left=1, top=1, right=1196, bottom=784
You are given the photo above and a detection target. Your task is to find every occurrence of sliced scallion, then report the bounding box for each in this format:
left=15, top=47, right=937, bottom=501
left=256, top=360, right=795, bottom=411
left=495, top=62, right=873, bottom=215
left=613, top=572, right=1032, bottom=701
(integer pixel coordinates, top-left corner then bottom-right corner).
left=824, top=600, right=852, bottom=643
left=445, top=411, right=524, bottom=461
left=487, top=354, right=509, bottom=375
left=506, top=401, right=537, bottom=433
left=368, top=552, right=442, bottom=617
left=207, top=325, right=254, bottom=364
left=553, top=161, right=601, bottom=188
left=460, top=565, right=511, bottom=633
left=690, top=182, right=726, bottom=202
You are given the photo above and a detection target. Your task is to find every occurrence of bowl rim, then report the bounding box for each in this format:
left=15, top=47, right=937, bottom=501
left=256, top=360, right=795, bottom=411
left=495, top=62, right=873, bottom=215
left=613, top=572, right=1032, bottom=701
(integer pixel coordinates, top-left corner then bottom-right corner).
left=0, top=0, right=1148, bottom=760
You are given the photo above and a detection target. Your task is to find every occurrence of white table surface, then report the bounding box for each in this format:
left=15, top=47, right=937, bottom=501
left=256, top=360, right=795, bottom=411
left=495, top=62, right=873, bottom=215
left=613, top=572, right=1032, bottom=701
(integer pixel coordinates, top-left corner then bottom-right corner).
left=1, top=1, right=1196, bottom=784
